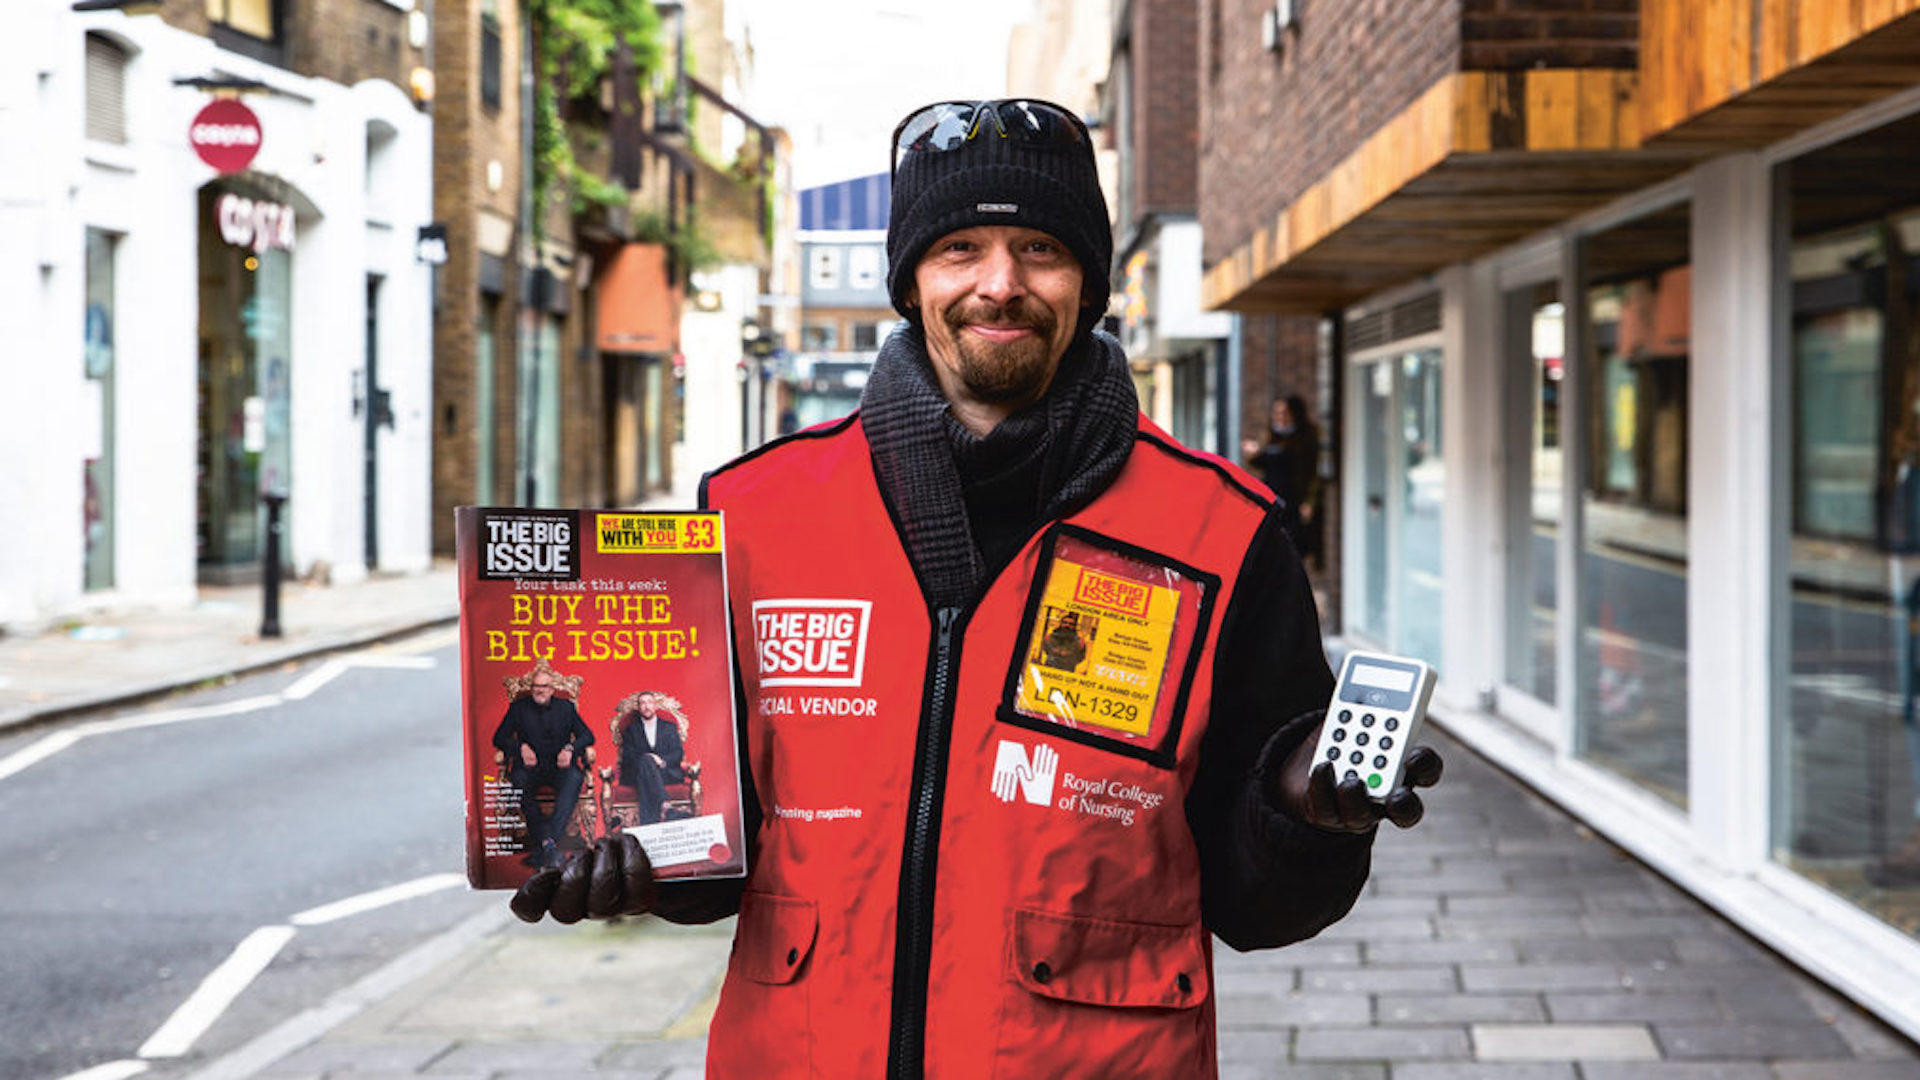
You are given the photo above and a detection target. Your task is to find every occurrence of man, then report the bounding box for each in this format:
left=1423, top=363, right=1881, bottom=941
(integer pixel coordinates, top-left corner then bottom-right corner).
left=616, top=691, right=684, bottom=825
left=512, top=98, right=1441, bottom=1078
left=1037, top=610, right=1087, bottom=671
left=491, top=669, right=593, bottom=869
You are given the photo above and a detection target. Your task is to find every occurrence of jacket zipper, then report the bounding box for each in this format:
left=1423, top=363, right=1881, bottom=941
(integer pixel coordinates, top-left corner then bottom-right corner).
left=886, top=604, right=963, bottom=1080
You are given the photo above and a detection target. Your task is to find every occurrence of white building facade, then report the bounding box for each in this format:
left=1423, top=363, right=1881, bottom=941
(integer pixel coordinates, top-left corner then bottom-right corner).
left=0, top=2, right=435, bottom=629
left=1331, top=88, right=1920, bottom=1041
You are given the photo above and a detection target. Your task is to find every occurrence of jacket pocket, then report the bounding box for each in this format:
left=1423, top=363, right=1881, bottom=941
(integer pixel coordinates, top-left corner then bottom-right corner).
left=993, top=907, right=1213, bottom=1079
left=709, top=891, right=817, bottom=1077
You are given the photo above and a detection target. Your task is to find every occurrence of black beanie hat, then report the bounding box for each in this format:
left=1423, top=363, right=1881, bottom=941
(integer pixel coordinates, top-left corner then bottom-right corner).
left=886, top=100, right=1112, bottom=333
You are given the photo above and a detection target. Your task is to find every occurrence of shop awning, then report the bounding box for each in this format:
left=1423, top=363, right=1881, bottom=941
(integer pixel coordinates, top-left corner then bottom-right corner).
left=1204, top=8, right=1920, bottom=316
left=1202, top=70, right=1704, bottom=315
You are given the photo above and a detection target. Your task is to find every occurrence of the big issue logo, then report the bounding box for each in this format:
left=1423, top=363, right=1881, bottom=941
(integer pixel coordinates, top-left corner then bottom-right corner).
left=752, top=599, right=872, bottom=687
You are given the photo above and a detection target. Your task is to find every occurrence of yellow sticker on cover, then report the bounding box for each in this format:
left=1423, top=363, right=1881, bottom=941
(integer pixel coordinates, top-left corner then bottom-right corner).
left=594, top=513, right=723, bottom=554
left=1013, top=558, right=1181, bottom=736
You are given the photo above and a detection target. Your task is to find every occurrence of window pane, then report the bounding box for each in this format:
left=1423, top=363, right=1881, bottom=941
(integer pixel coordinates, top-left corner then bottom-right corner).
left=1506, top=284, right=1563, bottom=703
left=1776, top=107, right=1920, bottom=940
left=1578, top=202, right=1691, bottom=807
left=1400, top=348, right=1444, bottom=667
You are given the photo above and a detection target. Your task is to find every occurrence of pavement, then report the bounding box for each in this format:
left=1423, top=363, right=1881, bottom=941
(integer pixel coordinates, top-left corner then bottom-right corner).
left=7, top=459, right=1919, bottom=1079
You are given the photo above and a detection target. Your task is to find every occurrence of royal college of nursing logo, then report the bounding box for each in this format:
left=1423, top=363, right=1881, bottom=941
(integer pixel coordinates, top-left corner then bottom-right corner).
left=751, top=599, right=873, bottom=687
left=991, top=739, right=1058, bottom=806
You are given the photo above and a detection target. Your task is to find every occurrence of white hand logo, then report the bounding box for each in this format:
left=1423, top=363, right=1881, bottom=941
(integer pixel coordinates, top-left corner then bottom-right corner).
left=991, top=740, right=1058, bottom=806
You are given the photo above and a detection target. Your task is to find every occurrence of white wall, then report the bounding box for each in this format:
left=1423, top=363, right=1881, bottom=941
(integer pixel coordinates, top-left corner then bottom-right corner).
left=679, top=263, right=762, bottom=485
left=0, top=8, right=436, bottom=629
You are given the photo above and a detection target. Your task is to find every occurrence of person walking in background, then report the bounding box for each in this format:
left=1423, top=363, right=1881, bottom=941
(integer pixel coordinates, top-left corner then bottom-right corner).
left=1243, top=394, right=1322, bottom=565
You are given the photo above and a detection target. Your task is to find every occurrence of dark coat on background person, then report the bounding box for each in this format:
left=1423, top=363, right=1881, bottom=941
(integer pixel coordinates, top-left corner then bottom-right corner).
left=1248, top=416, right=1322, bottom=559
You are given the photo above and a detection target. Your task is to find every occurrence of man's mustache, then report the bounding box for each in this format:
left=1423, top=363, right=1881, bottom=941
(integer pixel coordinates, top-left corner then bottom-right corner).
left=944, top=299, right=1056, bottom=335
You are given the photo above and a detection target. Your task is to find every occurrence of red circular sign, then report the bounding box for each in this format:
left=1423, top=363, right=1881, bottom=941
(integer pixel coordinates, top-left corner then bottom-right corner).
left=188, top=99, right=263, bottom=174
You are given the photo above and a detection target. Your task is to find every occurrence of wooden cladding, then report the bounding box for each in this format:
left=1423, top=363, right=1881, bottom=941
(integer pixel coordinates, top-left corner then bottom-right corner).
left=1641, top=0, right=1920, bottom=145
left=1453, top=69, right=1641, bottom=152
left=1203, top=69, right=1678, bottom=314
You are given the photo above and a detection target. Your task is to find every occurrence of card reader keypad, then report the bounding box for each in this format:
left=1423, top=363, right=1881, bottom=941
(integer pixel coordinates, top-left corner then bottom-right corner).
left=1317, top=706, right=1413, bottom=795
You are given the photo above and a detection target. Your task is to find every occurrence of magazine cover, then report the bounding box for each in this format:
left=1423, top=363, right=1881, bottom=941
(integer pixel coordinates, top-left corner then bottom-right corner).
left=456, top=507, right=745, bottom=889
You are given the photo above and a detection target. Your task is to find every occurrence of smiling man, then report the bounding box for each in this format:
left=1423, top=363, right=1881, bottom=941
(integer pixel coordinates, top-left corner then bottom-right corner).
left=511, top=98, right=1442, bottom=1079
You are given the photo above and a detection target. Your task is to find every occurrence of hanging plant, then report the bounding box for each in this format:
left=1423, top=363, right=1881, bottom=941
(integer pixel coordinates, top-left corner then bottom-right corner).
left=527, top=0, right=665, bottom=240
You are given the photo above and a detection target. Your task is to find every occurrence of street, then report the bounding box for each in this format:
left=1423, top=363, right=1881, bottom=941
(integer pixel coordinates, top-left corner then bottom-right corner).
left=0, top=628, right=494, bottom=1080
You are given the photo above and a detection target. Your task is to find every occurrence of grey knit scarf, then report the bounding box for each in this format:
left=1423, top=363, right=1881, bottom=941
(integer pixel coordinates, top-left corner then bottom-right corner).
left=860, top=324, right=1139, bottom=609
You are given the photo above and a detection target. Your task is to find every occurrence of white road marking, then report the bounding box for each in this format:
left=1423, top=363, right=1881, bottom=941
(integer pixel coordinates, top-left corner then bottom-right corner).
left=349, top=654, right=437, bottom=670
left=290, top=873, right=465, bottom=926
left=0, top=729, right=82, bottom=783
left=90, top=696, right=286, bottom=735
left=280, top=660, right=347, bottom=702
left=0, top=649, right=439, bottom=784
left=55, top=1059, right=150, bottom=1080
left=139, top=925, right=297, bottom=1059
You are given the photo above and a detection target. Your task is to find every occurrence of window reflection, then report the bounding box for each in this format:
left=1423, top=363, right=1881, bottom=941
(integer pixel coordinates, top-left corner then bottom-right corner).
left=1578, top=203, right=1691, bottom=806
left=1776, top=108, right=1920, bottom=942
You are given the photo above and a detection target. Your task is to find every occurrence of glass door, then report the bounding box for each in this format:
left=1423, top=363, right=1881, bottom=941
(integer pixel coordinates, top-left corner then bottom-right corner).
left=1504, top=284, right=1565, bottom=707
left=1348, top=342, right=1445, bottom=668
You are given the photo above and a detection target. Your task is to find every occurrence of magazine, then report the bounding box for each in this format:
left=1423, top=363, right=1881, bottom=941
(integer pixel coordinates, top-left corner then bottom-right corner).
left=455, top=507, right=745, bottom=889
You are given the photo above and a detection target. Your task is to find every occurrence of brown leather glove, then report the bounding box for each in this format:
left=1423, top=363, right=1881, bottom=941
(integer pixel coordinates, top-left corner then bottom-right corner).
left=509, top=833, right=658, bottom=924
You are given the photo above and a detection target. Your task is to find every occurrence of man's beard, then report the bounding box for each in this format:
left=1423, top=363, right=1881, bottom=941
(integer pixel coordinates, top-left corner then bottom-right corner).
left=941, top=298, right=1061, bottom=404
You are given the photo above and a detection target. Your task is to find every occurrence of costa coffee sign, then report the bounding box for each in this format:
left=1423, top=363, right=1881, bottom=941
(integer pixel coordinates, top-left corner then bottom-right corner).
left=189, top=99, right=262, bottom=174
left=217, top=194, right=296, bottom=254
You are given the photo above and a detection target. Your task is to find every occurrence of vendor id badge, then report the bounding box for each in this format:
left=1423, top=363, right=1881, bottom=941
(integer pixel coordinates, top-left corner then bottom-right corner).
left=1001, top=526, right=1217, bottom=767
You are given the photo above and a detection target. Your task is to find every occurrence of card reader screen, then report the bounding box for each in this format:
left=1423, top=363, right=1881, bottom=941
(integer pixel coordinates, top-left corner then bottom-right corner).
left=1350, top=662, right=1415, bottom=693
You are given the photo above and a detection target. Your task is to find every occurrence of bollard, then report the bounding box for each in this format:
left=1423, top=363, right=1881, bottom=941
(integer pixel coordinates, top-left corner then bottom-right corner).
left=261, top=490, right=288, bottom=638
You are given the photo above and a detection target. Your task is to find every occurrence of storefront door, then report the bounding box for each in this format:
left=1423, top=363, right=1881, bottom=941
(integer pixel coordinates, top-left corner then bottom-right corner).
left=196, top=184, right=293, bottom=581
left=1348, top=342, right=1445, bottom=668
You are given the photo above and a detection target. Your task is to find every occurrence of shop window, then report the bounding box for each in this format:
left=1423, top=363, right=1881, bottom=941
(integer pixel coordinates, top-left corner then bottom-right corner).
left=84, top=229, right=119, bottom=591
left=206, top=0, right=277, bottom=42
left=1775, top=107, right=1920, bottom=937
left=1576, top=200, right=1691, bottom=807
left=809, top=248, right=841, bottom=291
left=801, top=323, right=837, bottom=351
left=1503, top=283, right=1563, bottom=706
left=196, top=183, right=294, bottom=579
left=1345, top=296, right=1444, bottom=669
left=84, top=33, right=129, bottom=145
left=849, top=246, right=881, bottom=292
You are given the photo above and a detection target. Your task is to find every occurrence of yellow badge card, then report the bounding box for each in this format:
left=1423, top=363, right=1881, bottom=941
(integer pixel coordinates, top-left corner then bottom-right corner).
left=1014, top=558, right=1181, bottom=737
left=594, top=513, right=723, bottom=554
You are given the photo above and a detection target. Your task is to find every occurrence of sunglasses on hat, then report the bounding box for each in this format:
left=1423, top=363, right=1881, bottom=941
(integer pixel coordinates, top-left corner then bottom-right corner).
left=890, top=99, right=1091, bottom=176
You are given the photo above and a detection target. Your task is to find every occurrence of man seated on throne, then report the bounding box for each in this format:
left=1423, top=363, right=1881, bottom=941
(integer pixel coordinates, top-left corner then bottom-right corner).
left=493, top=660, right=594, bottom=868
left=617, top=691, right=684, bottom=825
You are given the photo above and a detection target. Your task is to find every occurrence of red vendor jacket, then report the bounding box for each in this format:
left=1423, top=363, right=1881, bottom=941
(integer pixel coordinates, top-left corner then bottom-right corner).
left=687, top=412, right=1361, bottom=1079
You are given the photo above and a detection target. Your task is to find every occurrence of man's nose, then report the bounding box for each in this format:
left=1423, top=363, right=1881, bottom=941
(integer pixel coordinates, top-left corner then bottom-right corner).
left=972, top=245, right=1027, bottom=304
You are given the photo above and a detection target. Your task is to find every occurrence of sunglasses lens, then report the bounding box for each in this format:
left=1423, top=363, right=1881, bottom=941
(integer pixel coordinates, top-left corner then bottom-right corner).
left=994, top=100, right=1085, bottom=148
left=891, top=100, right=1088, bottom=174
left=896, top=103, right=978, bottom=156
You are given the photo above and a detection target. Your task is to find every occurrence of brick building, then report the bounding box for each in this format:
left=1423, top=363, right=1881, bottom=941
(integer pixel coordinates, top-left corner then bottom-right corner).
left=1, top=0, right=436, bottom=627
left=428, top=0, right=782, bottom=550
left=1199, top=0, right=1920, bottom=1039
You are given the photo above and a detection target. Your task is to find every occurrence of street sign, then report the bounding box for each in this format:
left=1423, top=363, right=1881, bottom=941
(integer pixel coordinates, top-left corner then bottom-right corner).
left=415, top=224, right=449, bottom=266
left=189, top=99, right=262, bottom=174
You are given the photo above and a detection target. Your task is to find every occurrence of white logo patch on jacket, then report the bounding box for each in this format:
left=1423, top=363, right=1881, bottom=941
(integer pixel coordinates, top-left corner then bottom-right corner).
left=991, top=739, right=1058, bottom=806
left=752, top=599, right=873, bottom=687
